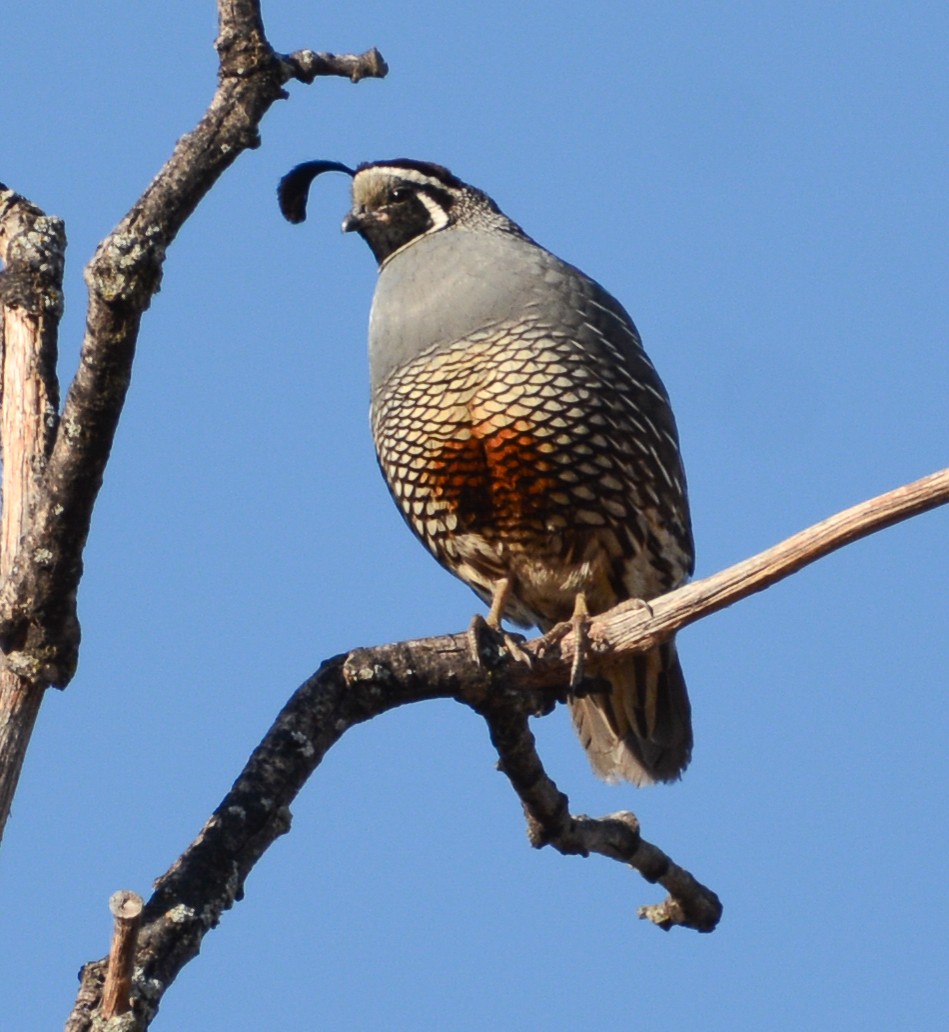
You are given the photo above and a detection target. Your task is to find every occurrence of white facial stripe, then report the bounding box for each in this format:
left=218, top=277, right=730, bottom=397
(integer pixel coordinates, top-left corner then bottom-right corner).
left=360, top=166, right=454, bottom=192
left=415, top=190, right=451, bottom=230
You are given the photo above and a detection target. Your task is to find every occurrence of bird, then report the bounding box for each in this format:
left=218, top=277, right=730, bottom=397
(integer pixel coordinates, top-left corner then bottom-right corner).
left=278, top=158, right=695, bottom=786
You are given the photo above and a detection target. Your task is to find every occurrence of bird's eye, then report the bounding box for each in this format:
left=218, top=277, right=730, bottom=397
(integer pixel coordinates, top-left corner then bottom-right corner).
left=389, top=186, right=413, bottom=203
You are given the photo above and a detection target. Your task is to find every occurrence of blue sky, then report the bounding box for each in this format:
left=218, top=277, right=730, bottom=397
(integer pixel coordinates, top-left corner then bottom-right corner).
left=2, top=3, right=946, bottom=1029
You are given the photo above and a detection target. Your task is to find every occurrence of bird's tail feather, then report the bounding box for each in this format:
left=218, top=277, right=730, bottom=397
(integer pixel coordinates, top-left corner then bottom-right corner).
left=568, top=640, right=692, bottom=786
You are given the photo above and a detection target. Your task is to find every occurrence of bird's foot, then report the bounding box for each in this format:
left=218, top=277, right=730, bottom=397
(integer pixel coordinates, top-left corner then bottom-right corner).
left=561, top=593, right=610, bottom=700
left=569, top=592, right=591, bottom=690
left=467, top=577, right=532, bottom=669
left=533, top=594, right=603, bottom=697
left=467, top=613, right=531, bottom=670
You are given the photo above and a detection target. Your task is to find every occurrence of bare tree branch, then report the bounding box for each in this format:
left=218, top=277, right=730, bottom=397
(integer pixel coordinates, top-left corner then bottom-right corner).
left=0, top=2, right=387, bottom=693
left=552, top=466, right=949, bottom=669
left=475, top=700, right=723, bottom=932
left=0, top=0, right=385, bottom=851
left=2, top=0, right=941, bottom=1025
left=66, top=470, right=946, bottom=1028
left=0, top=187, right=66, bottom=838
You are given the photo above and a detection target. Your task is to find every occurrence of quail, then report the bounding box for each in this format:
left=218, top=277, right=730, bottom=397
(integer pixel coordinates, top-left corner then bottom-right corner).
left=279, top=158, right=695, bottom=785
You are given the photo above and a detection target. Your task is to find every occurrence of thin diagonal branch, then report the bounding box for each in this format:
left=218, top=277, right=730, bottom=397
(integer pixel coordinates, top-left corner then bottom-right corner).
left=66, top=469, right=944, bottom=1026
left=570, top=467, right=949, bottom=667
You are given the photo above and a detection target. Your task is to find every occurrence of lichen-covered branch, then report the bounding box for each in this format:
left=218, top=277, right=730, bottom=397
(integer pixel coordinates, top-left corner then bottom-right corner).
left=0, top=0, right=387, bottom=692
left=66, top=470, right=945, bottom=1027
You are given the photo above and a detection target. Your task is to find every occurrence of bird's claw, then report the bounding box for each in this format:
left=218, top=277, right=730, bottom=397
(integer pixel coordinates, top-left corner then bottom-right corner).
left=569, top=594, right=591, bottom=690
left=467, top=614, right=532, bottom=670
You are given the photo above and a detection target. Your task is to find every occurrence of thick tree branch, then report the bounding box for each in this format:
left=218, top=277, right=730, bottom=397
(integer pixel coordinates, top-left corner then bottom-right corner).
left=0, top=1, right=386, bottom=692
left=66, top=471, right=945, bottom=1028
left=0, top=187, right=66, bottom=840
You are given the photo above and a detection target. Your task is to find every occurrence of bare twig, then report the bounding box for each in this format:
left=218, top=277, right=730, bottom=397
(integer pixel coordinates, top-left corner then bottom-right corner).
left=66, top=471, right=946, bottom=1026
left=286, top=46, right=389, bottom=83
left=101, top=891, right=144, bottom=1020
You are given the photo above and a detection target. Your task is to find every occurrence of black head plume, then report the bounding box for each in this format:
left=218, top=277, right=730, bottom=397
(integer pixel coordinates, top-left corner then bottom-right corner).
left=278, top=161, right=355, bottom=224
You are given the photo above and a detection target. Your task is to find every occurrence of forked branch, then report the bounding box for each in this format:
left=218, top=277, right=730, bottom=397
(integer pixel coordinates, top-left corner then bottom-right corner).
left=0, top=0, right=386, bottom=851
left=0, top=5, right=387, bottom=693
left=67, top=469, right=947, bottom=1028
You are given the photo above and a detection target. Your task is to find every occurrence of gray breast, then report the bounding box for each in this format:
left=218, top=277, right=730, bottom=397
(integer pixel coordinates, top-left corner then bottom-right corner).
left=368, top=227, right=585, bottom=392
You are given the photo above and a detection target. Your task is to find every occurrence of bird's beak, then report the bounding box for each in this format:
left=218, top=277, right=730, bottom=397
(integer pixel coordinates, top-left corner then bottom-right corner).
left=341, top=207, right=365, bottom=233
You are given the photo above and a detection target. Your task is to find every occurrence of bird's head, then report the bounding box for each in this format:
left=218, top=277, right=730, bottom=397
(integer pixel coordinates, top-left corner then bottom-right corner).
left=278, top=158, right=515, bottom=265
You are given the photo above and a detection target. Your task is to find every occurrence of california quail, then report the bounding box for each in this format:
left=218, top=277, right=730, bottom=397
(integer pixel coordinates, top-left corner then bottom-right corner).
left=279, top=159, right=695, bottom=786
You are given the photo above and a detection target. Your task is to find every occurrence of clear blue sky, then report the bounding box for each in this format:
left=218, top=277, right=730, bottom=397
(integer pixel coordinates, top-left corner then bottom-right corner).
left=2, top=3, right=946, bottom=1029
